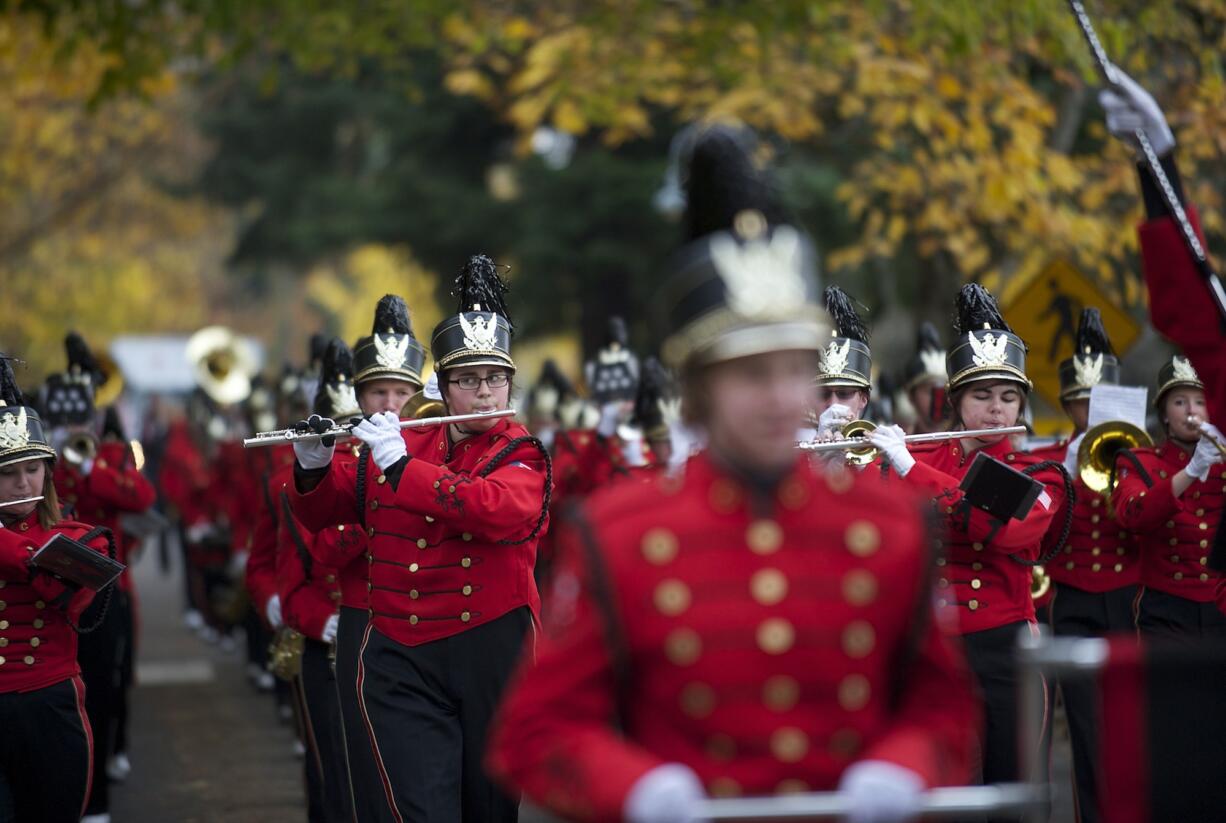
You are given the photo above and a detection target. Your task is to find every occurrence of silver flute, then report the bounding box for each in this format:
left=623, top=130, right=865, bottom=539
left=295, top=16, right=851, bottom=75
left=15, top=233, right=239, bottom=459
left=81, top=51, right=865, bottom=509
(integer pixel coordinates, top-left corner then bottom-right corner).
left=798, top=426, right=1028, bottom=453
left=0, top=495, right=44, bottom=509
left=242, top=409, right=517, bottom=449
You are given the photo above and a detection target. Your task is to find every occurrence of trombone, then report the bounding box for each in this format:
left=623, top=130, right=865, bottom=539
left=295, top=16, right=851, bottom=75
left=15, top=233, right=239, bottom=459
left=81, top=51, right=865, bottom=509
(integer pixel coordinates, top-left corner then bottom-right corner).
left=799, top=421, right=1028, bottom=466
left=243, top=409, right=516, bottom=448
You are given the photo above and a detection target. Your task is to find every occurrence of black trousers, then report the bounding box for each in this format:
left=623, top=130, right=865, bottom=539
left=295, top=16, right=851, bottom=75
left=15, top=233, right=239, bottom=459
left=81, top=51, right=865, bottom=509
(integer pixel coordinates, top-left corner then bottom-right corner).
left=301, top=639, right=352, bottom=823
left=962, top=621, right=1049, bottom=797
left=1049, top=584, right=1137, bottom=823
left=335, top=606, right=384, bottom=822
left=78, top=590, right=126, bottom=815
left=356, top=608, right=531, bottom=823
left=1137, top=587, right=1226, bottom=641
left=0, top=677, right=92, bottom=823
left=113, top=591, right=135, bottom=756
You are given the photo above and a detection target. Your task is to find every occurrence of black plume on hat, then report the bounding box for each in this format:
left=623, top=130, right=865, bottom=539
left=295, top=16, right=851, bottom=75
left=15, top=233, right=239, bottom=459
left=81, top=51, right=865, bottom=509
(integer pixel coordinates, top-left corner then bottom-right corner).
left=372, top=294, right=414, bottom=336
left=954, top=284, right=1017, bottom=340
left=308, top=333, right=329, bottom=366
left=916, top=321, right=943, bottom=351
left=606, top=317, right=629, bottom=348
left=453, top=255, right=514, bottom=335
left=633, top=357, right=673, bottom=430
left=1075, top=308, right=1114, bottom=357
left=538, top=359, right=575, bottom=396
left=682, top=126, right=785, bottom=243
left=102, top=406, right=126, bottom=440
left=823, top=286, right=870, bottom=343
left=64, top=331, right=101, bottom=381
left=322, top=337, right=354, bottom=383
left=0, top=355, right=25, bottom=407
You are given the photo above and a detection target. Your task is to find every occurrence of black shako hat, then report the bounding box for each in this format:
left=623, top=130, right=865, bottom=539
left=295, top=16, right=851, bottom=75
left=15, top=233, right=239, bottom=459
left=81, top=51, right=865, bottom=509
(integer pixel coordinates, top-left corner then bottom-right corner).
left=946, top=283, right=1031, bottom=392
left=353, top=295, right=427, bottom=387
left=0, top=354, right=56, bottom=469
left=1058, top=308, right=1121, bottom=402
left=431, top=254, right=516, bottom=373
left=815, top=286, right=872, bottom=390
left=656, top=125, right=826, bottom=369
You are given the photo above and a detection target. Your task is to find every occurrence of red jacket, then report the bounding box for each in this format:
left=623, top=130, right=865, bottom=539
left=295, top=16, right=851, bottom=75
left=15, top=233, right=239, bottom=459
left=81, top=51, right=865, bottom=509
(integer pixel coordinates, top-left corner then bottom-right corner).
left=1112, top=442, right=1224, bottom=603
left=892, top=437, right=1069, bottom=634
left=276, top=493, right=344, bottom=642
left=290, top=418, right=550, bottom=647
left=1029, top=439, right=1139, bottom=593
left=488, top=453, right=976, bottom=819
left=54, top=440, right=156, bottom=594
left=245, top=445, right=299, bottom=615
left=158, top=421, right=212, bottom=527
left=0, top=511, right=108, bottom=692
left=1137, top=206, right=1226, bottom=420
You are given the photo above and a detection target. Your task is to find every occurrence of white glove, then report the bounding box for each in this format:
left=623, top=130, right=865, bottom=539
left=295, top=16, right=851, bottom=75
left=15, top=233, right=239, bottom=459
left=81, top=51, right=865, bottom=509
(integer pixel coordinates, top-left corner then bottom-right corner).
left=1063, top=433, right=1086, bottom=477
left=351, top=411, right=407, bottom=470
left=867, top=424, right=915, bottom=477
left=839, top=760, right=926, bottom=823
left=817, top=403, right=854, bottom=440
left=185, top=522, right=213, bottom=544
left=1187, top=423, right=1225, bottom=482
left=320, top=613, right=339, bottom=644
left=597, top=401, right=623, bottom=438
left=624, top=763, right=708, bottom=823
left=293, top=414, right=336, bottom=471
left=265, top=594, right=283, bottom=629
left=621, top=430, right=648, bottom=467
left=79, top=457, right=95, bottom=476
left=1099, top=69, right=1175, bottom=157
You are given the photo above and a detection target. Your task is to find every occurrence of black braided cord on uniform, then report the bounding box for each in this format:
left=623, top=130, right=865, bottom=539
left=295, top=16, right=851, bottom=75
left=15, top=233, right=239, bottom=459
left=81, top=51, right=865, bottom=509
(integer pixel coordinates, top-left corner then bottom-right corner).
left=71, top=525, right=117, bottom=634
left=477, top=435, right=553, bottom=546
left=355, top=445, right=370, bottom=529
left=1008, top=460, right=1076, bottom=568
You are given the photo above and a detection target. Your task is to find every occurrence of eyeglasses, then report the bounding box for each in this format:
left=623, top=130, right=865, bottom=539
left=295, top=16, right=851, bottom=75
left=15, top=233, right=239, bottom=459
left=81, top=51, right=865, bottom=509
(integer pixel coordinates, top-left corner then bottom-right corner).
left=448, top=373, right=510, bottom=391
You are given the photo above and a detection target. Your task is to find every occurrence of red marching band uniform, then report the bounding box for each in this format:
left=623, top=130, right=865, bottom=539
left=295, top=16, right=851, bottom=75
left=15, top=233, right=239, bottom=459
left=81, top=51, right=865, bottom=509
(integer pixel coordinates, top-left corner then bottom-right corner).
left=490, top=128, right=976, bottom=822
left=0, top=354, right=110, bottom=823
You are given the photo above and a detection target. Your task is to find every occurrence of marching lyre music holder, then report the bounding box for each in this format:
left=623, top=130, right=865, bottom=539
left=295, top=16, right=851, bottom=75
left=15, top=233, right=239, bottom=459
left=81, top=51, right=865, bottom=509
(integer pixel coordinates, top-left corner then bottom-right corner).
left=1066, top=0, right=1226, bottom=321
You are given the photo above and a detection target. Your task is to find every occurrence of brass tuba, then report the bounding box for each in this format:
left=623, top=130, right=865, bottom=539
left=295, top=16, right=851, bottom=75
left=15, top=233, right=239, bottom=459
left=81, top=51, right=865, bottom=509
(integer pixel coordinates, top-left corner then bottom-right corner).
left=186, top=326, right=257, bottom=406
left=1077, top=421, right=1152, bottom=497
left=93, top=351, right=125, bottom=408
left=401, top=390, right=445, bottom=420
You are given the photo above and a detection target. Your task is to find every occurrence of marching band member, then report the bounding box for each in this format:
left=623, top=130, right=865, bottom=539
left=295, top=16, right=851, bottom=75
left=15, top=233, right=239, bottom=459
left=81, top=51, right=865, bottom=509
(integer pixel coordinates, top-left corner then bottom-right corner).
left=290, top=260, right=550, bottom=822
left=1112, top=356, right=1225, bottom=638
left=0, top=354, right=110, bottom=823
left=276, top=338, right=365, bottom=823
left=489, top=126, right=975, bottom=823
left=1100, top=69, right=1226, bottom=418
left=1027, top=308, right=1134, bottom=823
left=45, top=333, right=155, bottom=823
left=867, top=283, right=1070, bottom=788
left=810, top=286, right=873, bottom=445
left=897, top=322, right=949, bottom=435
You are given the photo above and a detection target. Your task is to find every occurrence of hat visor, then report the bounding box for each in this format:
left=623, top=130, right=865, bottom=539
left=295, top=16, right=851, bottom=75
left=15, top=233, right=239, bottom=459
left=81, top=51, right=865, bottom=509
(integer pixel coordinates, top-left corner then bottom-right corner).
left=354, top=367, right=424, bottom=387
left=676, top=322, right=825, bottom=369
left=814, top=375, right=871, bottom=390
left=1155, top=379, right=1205, bottom=407
left=0, top=446, right=57, bottom=470
left=950, top=366, right=1032, bottom=392
left=435, top=354, right=517, bottom=374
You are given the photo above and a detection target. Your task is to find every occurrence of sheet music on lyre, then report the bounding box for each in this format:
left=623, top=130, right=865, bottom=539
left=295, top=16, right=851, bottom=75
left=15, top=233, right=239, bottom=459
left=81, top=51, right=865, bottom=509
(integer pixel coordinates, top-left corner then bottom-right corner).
left=1088, top=384, right=1148, bottom=431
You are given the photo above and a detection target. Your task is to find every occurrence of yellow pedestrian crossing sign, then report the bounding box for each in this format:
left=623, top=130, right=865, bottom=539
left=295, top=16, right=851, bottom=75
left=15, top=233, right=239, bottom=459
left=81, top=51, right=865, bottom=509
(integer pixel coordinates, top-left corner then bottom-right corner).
left=998, top=259, right=1142, bottom=408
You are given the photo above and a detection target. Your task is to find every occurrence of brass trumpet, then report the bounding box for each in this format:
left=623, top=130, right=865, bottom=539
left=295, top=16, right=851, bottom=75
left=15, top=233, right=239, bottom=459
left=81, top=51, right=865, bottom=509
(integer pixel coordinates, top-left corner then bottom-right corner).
left=1188, top=414, right=1226, bottom=457
left=799, top=422, right=1028, bottom=466
left=1031, top=565, right=1051, bottom=601
left=1077, top=421, right=1152, bottom=497
left=61, top=431, right=99, bottom=468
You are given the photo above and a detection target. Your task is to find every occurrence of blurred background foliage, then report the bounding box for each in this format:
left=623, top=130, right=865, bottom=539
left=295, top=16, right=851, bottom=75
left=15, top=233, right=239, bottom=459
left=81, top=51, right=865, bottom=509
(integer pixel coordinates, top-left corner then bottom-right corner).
left=2, top=0, right=1223, bottom=384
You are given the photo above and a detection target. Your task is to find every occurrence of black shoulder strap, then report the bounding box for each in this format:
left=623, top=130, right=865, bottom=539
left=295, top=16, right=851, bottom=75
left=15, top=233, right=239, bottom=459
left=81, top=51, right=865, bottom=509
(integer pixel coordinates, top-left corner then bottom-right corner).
left=280, top=491, right=314, bottom=579
left=1008, top=460, right=1075, bottom=567
left=1116, top=448, right=1154, bottom=488
left=479, top=435, right=553, bottom=546
left=565, top=502, right=632, bottom=731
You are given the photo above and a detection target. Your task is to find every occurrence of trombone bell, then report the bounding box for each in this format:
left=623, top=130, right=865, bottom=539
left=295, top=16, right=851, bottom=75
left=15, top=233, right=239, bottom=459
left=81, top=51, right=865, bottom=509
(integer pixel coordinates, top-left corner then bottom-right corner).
left=1077, top=421, right=1152, bottom=496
